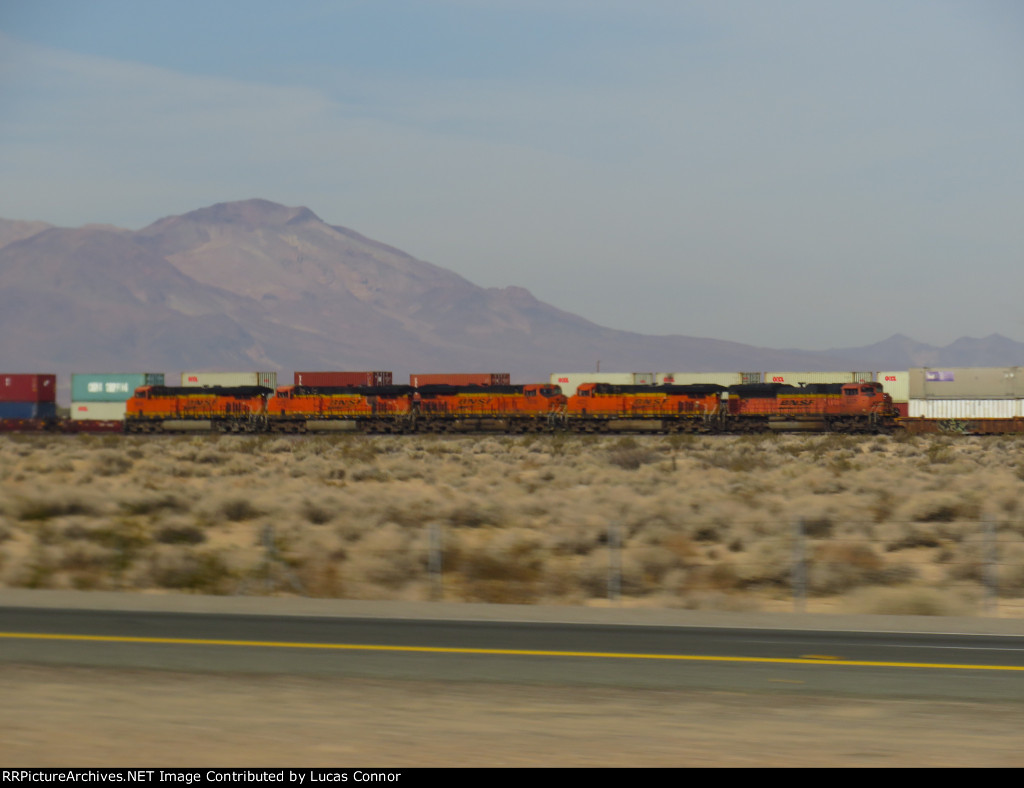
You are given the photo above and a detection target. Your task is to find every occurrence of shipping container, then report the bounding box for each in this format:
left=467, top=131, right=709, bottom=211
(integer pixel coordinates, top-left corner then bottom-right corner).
left=632, top=372, right=656, bottom=385
left=908, top=399, right=1022, bottom=420
left=294, top=371, right=393, bottom=387
left=181, top=371, right=277, bottom=389
left=549, top=373, right=636, bottom=396
left=876, top=371, right=909, bottom=404
left=656, top=372, right=744, bottom=387
left=763, top=371, right=856, bottom=386
left=0, top=374, right=56, bottom=403
left=740, top=372, right=762, bottom=385
left=410, top=373, right=511, bottom=387
left=0, top=401, right=57, bottom=419
left=71, top=373, right=165, bottom=402
left=70, top=401, right=128, bottom=420
left=909, top=367, right=1023, bottom=399
left=853, top=371, right=876, bottom=383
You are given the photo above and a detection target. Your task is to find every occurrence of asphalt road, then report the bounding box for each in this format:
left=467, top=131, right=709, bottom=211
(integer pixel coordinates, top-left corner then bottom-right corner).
left=2, top=592, right=1023, bottom=702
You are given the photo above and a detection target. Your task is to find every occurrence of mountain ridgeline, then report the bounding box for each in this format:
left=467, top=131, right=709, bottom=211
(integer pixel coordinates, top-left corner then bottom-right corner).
left=1, top=200, right=1020, bottom=397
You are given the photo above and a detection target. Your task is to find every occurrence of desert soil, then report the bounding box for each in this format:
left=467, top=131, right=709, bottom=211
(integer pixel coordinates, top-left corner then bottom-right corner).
left=5, top=664, right=1024, bottom=767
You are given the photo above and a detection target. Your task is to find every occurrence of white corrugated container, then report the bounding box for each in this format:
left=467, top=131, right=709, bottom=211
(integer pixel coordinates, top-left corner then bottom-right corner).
left=877, top=371, right=909, bottom=403
left=181, top=372, right=277, bottom=388
left=763, top=371, right=856, bottom=385
left=632, top=372, right=656, bottom=385
left=656, top=372, right=744, bottom=386
left=908, top=399, right=1022, bottom=419
left=549, top=373, right=635, bottom=395
left=70, top=401, right=127, bottom=420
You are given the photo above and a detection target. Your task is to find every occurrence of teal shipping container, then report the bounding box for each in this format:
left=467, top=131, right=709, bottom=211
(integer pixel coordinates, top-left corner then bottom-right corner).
left=71, top=373, right=165, bottom=402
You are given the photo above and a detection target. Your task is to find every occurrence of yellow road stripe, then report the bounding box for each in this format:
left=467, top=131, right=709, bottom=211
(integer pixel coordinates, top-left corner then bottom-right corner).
left=1, top=631, right=1022, bottom=671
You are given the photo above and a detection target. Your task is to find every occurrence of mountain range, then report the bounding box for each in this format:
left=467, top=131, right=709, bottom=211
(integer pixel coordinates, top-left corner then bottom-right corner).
left=1, top=199, right=1021, bottom=400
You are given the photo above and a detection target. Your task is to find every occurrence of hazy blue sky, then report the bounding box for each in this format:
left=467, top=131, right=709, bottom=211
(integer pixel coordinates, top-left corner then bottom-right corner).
left=2, top=1, right=1022, bottom=349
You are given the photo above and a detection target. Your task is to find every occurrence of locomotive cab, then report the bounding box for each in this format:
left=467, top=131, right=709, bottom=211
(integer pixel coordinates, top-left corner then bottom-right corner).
left=840, top=381, right=887, bottom=414
left=524, top=384, right=564, bottom=398
left=835, top=380, right=898, bottom=428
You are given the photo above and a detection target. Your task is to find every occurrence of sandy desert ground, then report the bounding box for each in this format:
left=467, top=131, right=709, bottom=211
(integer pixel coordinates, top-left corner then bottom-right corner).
left=4, top=663, right=1023, bottom=767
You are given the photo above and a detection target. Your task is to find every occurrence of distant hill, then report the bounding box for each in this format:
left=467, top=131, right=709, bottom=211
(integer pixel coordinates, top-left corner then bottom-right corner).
left=820, top=333, right=1024, bottom=370
left=1, top=198, right=1022, bottom=401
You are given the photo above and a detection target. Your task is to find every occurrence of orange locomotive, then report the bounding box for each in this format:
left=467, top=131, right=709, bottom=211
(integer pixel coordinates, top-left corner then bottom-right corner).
left=565, top=383, right=725, bottom=433
left=119, top=379, right=897, bottom=435
left=725, top=381, right=897, bottom=432
left=267, top=383, right=567, bottom=433
left=124, top=385, right=273, bottom=433
left=270, top=385, right=415, bottom=433
left=413, top=383, right=566, bottom=433
left=563, top=381, right=897, bottom=433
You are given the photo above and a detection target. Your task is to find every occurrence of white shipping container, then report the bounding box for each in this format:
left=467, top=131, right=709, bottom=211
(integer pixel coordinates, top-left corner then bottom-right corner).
left=549, top=373, right=635, bottom=395
left=763, top=371, right=856, bottom=385
left=910, top=367, right=1023, bottom=399
left=877, top=371, right=909, bottom=404
left=908, top=399, right=1022, bottom=420
left=656, top=372, right=744, bottom=387
left=181, top=372, right=277, bottom=388
left=632, top=372, right=656, bottom=385
left=70, top=401, right=127, bottom=420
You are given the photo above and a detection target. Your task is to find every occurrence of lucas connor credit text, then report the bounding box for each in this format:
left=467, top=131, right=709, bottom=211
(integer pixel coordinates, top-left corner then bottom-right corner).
left=1, top=772, right=403, bottom=784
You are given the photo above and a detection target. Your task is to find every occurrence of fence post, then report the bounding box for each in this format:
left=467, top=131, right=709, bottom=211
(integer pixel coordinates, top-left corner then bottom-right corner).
left=792, top=518, right=806, bottom=613
left=262, top=523, right=275, bottom=593
left=428, top=521, right=443, bottom=601
left=984, top=519, right=997, bottom=616
left=608, top=521, right=621, bottom=604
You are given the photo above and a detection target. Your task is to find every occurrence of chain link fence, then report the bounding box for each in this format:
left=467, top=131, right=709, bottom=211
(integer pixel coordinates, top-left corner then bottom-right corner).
left=254, top=518, right=1024, bottom=616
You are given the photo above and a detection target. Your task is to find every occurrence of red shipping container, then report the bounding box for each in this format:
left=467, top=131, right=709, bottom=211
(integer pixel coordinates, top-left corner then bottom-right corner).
left=294, top=371, right=393, bottom=387
left=410, top=373, right=511, bottom=387
left=0, top=374, right=56, bottom=403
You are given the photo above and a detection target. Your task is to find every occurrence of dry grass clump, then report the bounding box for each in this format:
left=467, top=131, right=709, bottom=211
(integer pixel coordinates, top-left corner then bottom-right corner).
left=0, top=431, right=1023, bottom=614
left=149, top=548, right=233, bottom=594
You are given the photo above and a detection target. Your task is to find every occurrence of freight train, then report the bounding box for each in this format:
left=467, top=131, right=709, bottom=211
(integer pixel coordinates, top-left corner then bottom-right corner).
left=106, top=379, right=898, bottom=435
left=25, top=368, right=1024, bottom=436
